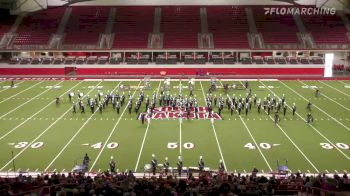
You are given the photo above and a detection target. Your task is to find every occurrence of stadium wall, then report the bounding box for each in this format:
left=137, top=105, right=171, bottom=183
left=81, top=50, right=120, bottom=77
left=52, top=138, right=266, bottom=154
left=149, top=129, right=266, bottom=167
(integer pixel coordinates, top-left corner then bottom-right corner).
left=0, top=67, right=324, bottom=77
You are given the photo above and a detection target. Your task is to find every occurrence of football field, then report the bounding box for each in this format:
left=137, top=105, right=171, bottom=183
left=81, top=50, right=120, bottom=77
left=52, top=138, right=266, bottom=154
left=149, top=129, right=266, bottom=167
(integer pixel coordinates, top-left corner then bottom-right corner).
left=0, top=78, right=349, bottom=175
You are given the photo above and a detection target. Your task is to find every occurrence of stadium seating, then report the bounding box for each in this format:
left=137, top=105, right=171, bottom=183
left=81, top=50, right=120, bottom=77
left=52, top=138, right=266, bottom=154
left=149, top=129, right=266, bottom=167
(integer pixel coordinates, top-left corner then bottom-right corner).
left=206, top=6, right=249, bottom=49
left=13, top=7, right=65, bottom=46
left=63, top=7, right=109, bottom=46
left=0, top=15, right=16, bottom=40
left=161, top=6, right=201, bottom=49
left=113, top=6, right=154, bottom=49
left=252, top=7, right=299, bottom=45
left=302, top=15, right=349, bottom=44
left=2, top=6, right=350, bottom=49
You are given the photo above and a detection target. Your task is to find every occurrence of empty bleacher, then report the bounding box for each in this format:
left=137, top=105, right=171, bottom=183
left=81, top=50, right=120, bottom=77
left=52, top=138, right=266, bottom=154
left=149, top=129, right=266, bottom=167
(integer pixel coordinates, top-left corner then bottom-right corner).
left=161, top=6, right=201, bottom=49
left=13, top=7, right=65, bottom=46
left=2, top=6, right=350, bottom=49
left=252, top=7, right=299, bottom=45
left=113, top=6, right=154, bottom=49
left=206, top=6, right=249, bottom=49
left=63, top=6, right=109, bottom=46
left=0, top=15, right=16, bottom=40
left=302, top=14, right=349, bottom=44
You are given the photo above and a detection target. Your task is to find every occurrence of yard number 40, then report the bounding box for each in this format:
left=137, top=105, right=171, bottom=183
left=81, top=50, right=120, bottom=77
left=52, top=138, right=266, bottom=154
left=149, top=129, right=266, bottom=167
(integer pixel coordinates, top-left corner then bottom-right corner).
left=320, top=143, right=349, bottom=150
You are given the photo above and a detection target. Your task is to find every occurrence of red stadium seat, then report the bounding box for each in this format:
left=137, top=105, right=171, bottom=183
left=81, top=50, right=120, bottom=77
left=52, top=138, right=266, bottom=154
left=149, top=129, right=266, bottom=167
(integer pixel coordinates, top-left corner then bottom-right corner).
left=207, top=6, right=250, bottom=49
left=113, top=6, right=154, bottom=49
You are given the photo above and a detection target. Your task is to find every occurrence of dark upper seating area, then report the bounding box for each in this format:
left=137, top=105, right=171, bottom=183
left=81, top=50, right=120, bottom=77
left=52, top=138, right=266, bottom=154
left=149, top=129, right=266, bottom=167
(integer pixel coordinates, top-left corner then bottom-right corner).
left=302, top=15, right=349, bottom=44
left=13, top=7, right=65, bottom=46
left=0, top=15, right=16, bottom=40
left=63, top=7, right=109, bottom=46
left=207, top=6, right=250, bottom=49
left=112, top=6, right=154, bottom=49
left=253, top=7, right=299, bottom=45
left=160, top=6, right=201, bottom=49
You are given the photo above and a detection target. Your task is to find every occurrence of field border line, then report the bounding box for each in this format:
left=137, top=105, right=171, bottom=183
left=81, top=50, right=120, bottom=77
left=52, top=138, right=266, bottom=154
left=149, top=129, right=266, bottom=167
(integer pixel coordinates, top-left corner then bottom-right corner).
left=0, top=81, right=44, bottom=104
left=199, top=81, right=227, bottom=171
left=260, top=81, right=350, bottom=161
left=0, top=80, right=64, bottom=119
left=131, top=80, right=162, bottom=172
left=44, top=81, right=120, bottom=171
left=0, top=81, right=104, bottom=172
left=280, top=80, right=350, bottom=132
left=319, top=81, right=350, bottom=98
left=0, top=80, right=84, bottom=141
left=299, top=80, right=350, bottom=112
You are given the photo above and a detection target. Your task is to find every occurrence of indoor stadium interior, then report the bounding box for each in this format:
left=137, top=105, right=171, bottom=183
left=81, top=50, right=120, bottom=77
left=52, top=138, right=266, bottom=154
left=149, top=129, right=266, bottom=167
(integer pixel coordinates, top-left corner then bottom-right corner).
left=0, top=0, right=350, bottom=195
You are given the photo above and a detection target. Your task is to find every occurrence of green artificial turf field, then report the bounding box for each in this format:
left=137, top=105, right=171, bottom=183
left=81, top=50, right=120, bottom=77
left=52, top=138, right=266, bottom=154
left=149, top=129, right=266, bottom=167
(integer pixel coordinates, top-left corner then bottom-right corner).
left=0, top=79, right=349, bottom=175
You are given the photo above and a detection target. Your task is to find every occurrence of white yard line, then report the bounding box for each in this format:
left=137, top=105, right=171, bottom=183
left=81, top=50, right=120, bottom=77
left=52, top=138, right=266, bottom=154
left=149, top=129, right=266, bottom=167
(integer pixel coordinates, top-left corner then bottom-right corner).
left=44, top=81, right=121, bottom=171
left=270, top=115, right=319, bottom=172
left=0, top=81, right=103, bottom=172
left=89, top=81, right=145, bottom=172
left=319, top=81, right=350, bottom=98
left=0, top=81, right=83, bottom=141
left=134, top=121, right=151, bottom=172
left=280, top=81, right=350, bottom=132
left=225, top=80, right=274, bottom=171
left=260, top=81, right=350, bottom=161
left=131, top=81, right=162, bottom=172
left=0, top=81, right=64, bottom=119
left=299, top=81, right=350, bottom=112
left=0, top=81, right=44, bottom=104
left=239, top=116, right=273, bottom=171
left=179, top=120, right=182, bottom=155
left=0, top=81, right=25, bottom=93
left=179, top=79, right=182, bottom=155
left=199, top=81, right=227, bottom=171
left=250, top=80, right=319, bottom=172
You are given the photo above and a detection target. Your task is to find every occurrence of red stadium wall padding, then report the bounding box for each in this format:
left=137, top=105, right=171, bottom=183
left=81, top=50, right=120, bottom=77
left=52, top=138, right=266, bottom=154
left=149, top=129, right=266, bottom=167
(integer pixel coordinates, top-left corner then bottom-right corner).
left=75, top=68, right=324, bottom=76
left=0, top=68, right=65, bottom=75
left=0, top=68, right=324, bottom=76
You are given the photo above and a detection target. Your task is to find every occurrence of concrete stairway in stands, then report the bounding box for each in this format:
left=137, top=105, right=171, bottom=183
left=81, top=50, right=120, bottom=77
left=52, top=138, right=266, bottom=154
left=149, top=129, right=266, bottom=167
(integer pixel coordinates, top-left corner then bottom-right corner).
left=148, top=7, right=163, bottom=49
left=246, top=7, right=257, bottom=34
left=296, top=32, right=316, bottom=49
left=0, top=13, right=25, bottom=49
left=293, top=14, right=315, bottom=48
left=99, top=7, right=116, bottom=49
left=49, top=7, right=72, bottom=49
left=105, top=7, right=116, bottom=34
left=200, top=7, right=208, bottom=33
left=246, top=8, right=264, bottom=49
left=293, top=14, right=307, bottom=33
left=153, top=7, right=161, bottom=34
left=56, top=7, right=72, bottom=34
left=198, top=7, right=213, bottom=49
